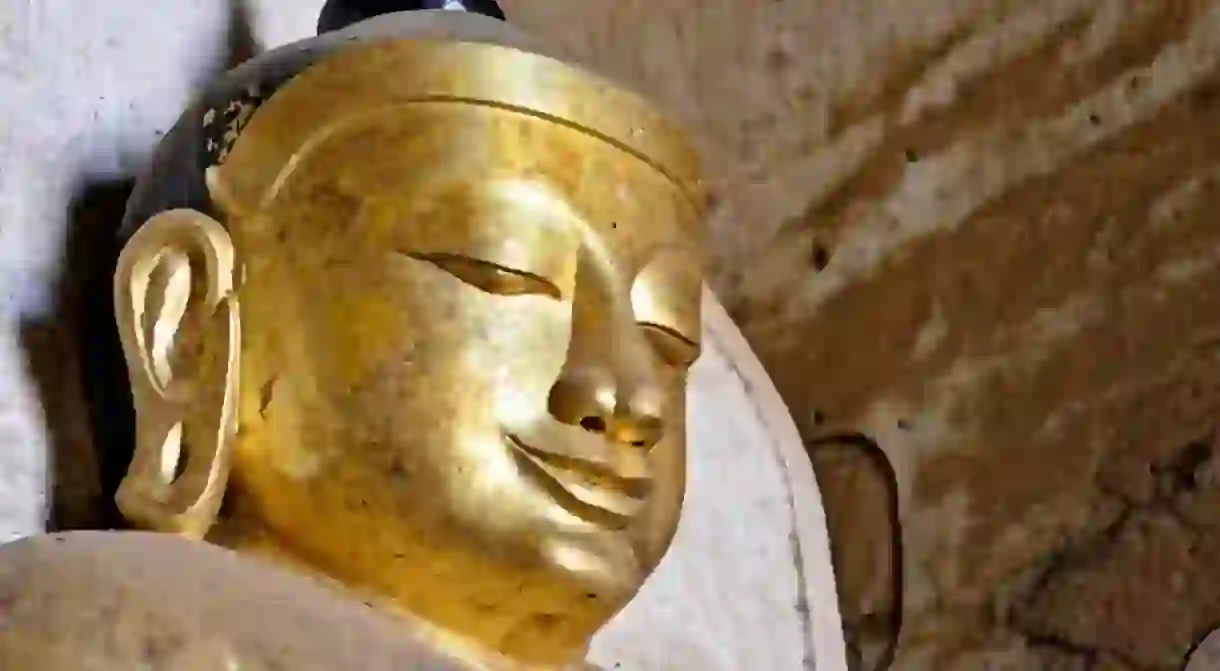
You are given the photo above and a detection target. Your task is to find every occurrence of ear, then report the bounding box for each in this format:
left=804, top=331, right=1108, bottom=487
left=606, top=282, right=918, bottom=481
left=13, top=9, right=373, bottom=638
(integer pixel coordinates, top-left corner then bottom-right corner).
left=113, top=208, right=240, bottom=540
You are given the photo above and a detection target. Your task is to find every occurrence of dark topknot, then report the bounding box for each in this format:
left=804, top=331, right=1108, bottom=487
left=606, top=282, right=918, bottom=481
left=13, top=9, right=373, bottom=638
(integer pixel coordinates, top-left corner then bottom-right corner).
left=317, top=0, right=505, bottom=35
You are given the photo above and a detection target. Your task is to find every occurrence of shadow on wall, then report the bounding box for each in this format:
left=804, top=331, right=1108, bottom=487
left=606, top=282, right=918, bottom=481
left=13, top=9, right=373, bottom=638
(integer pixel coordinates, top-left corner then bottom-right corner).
left=21, top=179, right=134, bottom=531
left=18, top=0, right=261, bottom=533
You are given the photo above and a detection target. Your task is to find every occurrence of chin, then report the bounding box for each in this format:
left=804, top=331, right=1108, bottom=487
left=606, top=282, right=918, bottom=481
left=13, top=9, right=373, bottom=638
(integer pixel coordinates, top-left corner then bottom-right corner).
left=542, top=525, right=646, bottom=602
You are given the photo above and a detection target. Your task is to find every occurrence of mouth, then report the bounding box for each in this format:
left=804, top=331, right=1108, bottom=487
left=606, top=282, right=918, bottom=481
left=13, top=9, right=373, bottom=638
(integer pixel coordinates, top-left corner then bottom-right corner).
left=507, top=433, right=652, bottom=523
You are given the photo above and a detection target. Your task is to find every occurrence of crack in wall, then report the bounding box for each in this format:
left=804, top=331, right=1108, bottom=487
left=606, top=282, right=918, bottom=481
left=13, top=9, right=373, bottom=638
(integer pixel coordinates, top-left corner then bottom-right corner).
left=1006, top=434, right=1220, bottom=670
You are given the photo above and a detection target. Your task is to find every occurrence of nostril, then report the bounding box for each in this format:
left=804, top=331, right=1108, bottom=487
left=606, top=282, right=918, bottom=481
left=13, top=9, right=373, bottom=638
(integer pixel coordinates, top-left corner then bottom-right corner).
left=580, top=416, right=607, bottom=433
left=609, top=414, right=664, bottom=449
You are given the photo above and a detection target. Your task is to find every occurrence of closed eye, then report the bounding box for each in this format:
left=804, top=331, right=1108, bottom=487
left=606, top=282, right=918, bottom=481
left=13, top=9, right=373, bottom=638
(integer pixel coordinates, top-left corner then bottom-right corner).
left=406, top=252, right=561, bottom=299
left=639, top=322, right=699, bottom=368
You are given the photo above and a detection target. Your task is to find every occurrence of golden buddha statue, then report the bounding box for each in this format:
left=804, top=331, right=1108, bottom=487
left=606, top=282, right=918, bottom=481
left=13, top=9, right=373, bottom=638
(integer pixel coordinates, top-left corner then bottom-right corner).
left=0, top=6, right=708, bottom=670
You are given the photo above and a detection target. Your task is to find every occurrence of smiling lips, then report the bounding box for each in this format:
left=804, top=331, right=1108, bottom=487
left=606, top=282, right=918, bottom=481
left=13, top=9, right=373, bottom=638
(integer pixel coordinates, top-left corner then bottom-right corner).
left=507, top=434, right=653, bottom=522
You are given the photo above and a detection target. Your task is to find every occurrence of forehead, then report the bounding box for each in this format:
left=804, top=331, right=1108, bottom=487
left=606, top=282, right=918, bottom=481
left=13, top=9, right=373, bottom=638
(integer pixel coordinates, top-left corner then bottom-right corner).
left=255, top=105, right=703, bottom=266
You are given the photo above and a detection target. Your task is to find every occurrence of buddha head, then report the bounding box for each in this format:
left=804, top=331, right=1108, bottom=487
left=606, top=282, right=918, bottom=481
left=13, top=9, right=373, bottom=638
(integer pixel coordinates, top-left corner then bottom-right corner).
left=111, top=41, right=705, bottom=667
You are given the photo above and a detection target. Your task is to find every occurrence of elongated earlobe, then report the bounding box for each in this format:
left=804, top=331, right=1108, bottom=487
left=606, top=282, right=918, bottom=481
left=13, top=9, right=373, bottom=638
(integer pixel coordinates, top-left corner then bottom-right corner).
left=113, top=208, right=240, bottom=539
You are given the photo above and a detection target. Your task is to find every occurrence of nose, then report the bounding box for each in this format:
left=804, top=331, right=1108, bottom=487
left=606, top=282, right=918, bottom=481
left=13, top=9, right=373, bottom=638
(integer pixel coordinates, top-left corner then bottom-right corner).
left=547, top=255, right=665, bottom=448
left=547, top=370, right=664, bottom=448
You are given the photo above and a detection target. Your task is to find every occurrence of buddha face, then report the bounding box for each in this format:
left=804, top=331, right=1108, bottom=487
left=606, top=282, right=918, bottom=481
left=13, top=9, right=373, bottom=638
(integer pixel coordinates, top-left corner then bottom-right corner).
left=116, top=102, right=703, bottom=665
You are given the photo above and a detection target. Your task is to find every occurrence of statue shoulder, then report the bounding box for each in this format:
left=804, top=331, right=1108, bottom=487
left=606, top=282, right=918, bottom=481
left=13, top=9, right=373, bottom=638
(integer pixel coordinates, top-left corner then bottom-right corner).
left=0, top=532, right=489, bottom=670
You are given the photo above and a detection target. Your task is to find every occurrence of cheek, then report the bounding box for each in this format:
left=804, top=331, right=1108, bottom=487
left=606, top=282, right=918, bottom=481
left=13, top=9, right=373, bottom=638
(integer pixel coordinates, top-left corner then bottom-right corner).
left=381, top=266, right=575, bottom=423
left=469, top=296, right=573, bottom=425
left=656, top=390, right=688, bottom=490
left=631, top=399, right=687, bottom=566
left=241, top=263, right=578, bottom=457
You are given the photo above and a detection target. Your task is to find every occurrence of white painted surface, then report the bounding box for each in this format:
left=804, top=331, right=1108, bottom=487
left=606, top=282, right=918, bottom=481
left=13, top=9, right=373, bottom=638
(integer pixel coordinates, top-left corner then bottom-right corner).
left=0, top=3, right=846, bottom=668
